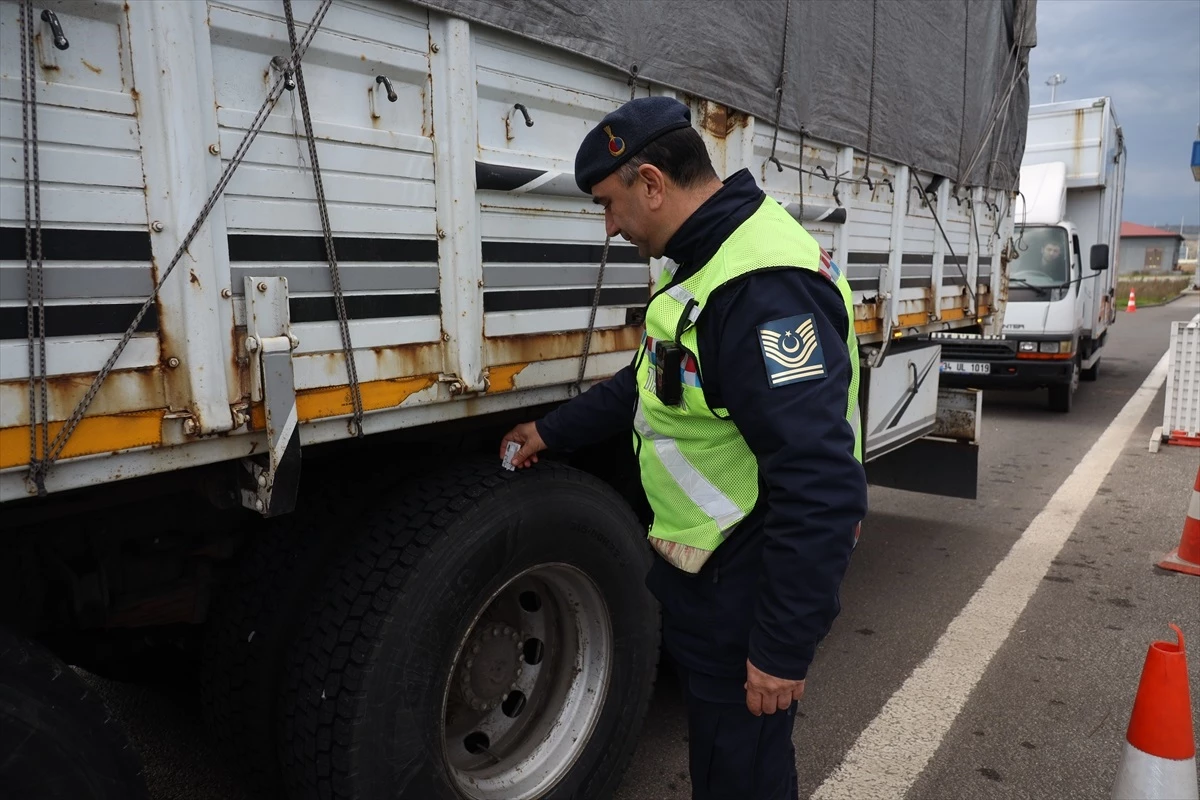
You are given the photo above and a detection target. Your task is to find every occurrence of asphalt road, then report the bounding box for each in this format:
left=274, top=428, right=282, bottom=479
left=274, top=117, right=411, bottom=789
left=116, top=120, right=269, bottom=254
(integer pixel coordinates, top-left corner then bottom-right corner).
left=83, top=298, right=1200, bottom=800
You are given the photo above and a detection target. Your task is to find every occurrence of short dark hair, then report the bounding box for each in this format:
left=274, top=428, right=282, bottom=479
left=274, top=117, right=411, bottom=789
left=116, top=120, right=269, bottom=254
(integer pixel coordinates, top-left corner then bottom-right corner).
left=616, top=126, right=718, bottom=190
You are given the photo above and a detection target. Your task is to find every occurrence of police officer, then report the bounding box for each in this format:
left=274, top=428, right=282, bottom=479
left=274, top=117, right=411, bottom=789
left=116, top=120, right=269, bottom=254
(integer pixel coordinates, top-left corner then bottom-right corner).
left=500, top=96, right=867, bottom=800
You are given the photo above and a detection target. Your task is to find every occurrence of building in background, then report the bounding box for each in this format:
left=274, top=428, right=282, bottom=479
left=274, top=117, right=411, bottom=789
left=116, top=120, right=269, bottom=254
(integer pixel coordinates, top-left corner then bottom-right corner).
left=1118, top=222, right=1184, bottom=274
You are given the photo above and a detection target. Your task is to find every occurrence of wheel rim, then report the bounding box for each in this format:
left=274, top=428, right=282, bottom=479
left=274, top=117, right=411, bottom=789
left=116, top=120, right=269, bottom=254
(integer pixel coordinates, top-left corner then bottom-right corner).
left=441, top=563, right=613, bottom=800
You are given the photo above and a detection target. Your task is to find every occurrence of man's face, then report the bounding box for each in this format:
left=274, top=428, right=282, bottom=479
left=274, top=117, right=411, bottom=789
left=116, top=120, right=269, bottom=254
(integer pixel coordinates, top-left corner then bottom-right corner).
left=1042, top=242, right=1061, bottom=263
left=590, top=168, right=664, bottom=259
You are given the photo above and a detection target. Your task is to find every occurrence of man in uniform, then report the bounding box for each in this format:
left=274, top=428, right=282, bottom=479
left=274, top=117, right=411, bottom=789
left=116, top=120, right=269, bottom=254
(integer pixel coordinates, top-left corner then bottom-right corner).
left=499, top=96, right=867, bottom=799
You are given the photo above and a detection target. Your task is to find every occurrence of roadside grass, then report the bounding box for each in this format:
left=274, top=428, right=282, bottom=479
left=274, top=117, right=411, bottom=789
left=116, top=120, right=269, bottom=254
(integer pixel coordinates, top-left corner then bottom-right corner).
left=1116, top=276, right=1192, bottom=306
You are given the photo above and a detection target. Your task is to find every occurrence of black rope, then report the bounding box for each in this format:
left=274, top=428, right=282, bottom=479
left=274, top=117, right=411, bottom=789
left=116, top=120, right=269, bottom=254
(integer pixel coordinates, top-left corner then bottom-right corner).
left=956, top=0, right=970, bottom=184
left=771, top=160, right=879, bottom=188
left=983, top=6, right=1030, bottom=188
left=571, top=236, right=611, bottom=398
left=862, top=0, right=879, bottom=180
left=797, top=125, right=806, bottom=221
left=766, top=0, right=793, bottom=171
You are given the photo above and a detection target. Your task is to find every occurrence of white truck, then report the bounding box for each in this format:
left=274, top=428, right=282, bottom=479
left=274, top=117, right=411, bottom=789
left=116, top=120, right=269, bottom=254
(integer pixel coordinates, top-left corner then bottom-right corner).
left=0, top=1, right=1035, bottom=797
left=938, top=97, right=1127, bottom=412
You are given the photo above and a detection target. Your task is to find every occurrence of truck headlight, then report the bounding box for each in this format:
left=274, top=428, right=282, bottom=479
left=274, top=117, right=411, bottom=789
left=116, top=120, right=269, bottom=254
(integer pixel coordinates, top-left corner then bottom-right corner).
left=1018, top=341, right=1037, bottom=353
left=1039, top=340, right=1072, bottom=354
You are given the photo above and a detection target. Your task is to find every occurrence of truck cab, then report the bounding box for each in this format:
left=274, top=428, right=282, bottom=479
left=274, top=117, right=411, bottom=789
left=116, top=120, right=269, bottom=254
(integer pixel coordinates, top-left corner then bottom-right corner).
left=938, top=98, right=1126, bottom=412
left=997, top=217, right=1085, bottom=407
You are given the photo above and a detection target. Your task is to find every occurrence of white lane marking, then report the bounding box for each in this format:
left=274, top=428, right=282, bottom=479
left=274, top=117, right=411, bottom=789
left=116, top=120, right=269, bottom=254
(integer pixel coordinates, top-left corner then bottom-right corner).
left=811, top=350, right=1172, bottom=800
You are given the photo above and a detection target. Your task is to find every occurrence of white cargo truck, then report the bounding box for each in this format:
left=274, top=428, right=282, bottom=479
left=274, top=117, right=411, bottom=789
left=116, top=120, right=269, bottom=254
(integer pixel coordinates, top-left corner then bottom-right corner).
left=0, top=1, right=1036, bottom=797
left=938, top=97, right=1126, bottom=412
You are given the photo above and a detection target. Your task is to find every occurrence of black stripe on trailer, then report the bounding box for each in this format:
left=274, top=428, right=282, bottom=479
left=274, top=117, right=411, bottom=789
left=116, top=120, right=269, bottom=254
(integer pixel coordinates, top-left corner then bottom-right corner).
left=781, top=203, right=848, bottom=226
left=807, top=206, right=848, bottom=225
left=0, top=227, right=446, bottom=266
left=0, top=226, right=153, bottom=262
left=0, top=303, right=158, bottom=339
left=846, top=253, right=993, bottom=268
left=847, top=252, right=935, bottom=265
left=943, top=275, right=993, bottom=287
left=482, top=241, right=645, bottom=264
left=850, top=275, right=993, bottom=289
left=484, top=287, right=649, bottom=313
left=228, top=235, right=439, bottom=264
left=476, top=162, right=548, bottom=192
left=942, top=255, right=994, bottom=268
left=289, top=293, right=441, bottom=323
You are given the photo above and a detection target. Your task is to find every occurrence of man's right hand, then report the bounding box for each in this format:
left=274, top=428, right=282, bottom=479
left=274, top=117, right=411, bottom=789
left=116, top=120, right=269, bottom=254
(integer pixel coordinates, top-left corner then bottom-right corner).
left=499, top=422, right=547, bottom=470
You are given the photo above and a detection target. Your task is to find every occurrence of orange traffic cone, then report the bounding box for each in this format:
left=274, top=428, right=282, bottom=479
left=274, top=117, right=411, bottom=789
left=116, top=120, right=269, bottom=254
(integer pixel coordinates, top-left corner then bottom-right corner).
left=1158, top=467, right=1200, bottom=576
left=1126, top=289, right=1137, bottom=313
left=1111, top=624, right=1197, bottom=799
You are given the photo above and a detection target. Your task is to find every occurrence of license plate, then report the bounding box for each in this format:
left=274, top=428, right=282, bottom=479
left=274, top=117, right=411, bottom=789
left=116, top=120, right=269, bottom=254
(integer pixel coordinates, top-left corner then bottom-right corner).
left=942, top=361, right=991, bottom=375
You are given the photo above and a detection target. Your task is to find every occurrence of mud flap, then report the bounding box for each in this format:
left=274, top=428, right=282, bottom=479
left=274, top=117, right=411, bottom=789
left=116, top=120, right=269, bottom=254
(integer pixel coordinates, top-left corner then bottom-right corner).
left=865, top=388, right=982, bottom=499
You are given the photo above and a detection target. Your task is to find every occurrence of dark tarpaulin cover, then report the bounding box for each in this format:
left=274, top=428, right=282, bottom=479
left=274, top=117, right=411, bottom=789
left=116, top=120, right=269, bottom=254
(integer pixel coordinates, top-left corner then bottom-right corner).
left=410, top=0, right=1037, bottom=191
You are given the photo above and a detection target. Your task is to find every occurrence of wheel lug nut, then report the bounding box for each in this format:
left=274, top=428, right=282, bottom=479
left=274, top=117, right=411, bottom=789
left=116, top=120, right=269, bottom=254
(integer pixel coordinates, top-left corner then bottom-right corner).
left=492, top=626, right=501, bottom=637
left=473, top=644, right=481, bottom=654
left=512, top=633, right=520, bottom=641
left=465, top=659, right=473, bottom=669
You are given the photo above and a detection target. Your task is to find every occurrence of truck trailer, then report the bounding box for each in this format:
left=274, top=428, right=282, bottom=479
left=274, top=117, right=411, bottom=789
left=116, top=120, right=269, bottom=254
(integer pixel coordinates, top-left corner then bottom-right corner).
left=0, top=1, right=1036, bottom=797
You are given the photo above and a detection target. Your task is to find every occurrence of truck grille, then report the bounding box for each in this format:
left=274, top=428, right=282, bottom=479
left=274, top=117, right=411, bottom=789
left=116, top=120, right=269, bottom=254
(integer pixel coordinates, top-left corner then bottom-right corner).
left=939, top=340, right=1017, bottom=359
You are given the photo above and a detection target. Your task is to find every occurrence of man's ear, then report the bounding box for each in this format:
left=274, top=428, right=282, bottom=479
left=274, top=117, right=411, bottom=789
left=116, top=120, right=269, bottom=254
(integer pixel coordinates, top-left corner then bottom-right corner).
left=637, top=163, right=667, bottom=210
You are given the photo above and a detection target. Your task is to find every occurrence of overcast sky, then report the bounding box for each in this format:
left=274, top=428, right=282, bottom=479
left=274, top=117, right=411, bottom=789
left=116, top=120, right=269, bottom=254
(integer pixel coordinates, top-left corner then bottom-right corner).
left=1026, top=0, right=1199, bottom=230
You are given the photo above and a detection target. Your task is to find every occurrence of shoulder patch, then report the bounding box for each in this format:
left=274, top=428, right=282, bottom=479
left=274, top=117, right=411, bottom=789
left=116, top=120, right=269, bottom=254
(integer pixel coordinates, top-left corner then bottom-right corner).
left=757, top=313, right=827, bottom=388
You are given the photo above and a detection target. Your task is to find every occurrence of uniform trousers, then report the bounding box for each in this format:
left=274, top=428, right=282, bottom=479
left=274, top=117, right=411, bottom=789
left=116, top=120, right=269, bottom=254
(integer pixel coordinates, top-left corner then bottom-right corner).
left=648, top=509, right=802, bottom=800
left=676, top=666, right=800, bottom=800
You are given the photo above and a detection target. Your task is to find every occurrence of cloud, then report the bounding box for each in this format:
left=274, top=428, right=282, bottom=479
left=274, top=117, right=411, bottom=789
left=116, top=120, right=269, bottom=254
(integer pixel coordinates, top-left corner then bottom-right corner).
left=1028, top=0, right=1200, bottom=225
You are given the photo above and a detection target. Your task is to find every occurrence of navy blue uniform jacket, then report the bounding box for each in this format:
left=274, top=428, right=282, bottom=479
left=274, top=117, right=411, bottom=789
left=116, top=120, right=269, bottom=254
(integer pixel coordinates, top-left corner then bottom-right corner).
left=538, top=169, right=868, bottom=691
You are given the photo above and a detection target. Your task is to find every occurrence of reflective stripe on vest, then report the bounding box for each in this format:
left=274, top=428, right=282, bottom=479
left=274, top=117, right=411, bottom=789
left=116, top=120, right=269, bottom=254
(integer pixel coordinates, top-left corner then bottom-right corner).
left=634, top=403, right=743, bottom=529
left=633, top=195, right=862, bottom=573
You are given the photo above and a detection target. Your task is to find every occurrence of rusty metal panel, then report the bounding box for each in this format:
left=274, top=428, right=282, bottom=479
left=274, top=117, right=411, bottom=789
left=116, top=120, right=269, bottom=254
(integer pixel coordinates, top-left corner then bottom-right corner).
left=0, top=0, right=161, bottom=411
left=932, top=388, right=983, bottom=443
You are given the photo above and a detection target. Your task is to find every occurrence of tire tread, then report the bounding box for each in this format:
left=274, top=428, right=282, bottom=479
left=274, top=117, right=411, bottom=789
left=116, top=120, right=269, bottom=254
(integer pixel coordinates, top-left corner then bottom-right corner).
left=280, top=460, right=658, bottom=800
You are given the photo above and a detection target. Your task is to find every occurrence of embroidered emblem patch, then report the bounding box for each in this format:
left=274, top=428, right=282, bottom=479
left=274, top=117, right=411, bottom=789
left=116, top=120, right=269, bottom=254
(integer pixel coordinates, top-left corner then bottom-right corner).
left=757, top=313, right=827, bottom=387
left=604, top=125, right=626, bottom=157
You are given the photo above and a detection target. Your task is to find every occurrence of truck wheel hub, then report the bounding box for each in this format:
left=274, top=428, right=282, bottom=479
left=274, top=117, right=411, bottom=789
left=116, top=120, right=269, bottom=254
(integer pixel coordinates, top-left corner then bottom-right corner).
left=459, top=624, right=523, bottom=711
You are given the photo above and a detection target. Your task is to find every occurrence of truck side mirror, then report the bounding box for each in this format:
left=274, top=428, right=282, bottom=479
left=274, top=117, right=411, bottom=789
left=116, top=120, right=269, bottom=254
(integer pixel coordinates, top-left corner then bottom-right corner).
left=1090, top=244, right=1109, bottom=271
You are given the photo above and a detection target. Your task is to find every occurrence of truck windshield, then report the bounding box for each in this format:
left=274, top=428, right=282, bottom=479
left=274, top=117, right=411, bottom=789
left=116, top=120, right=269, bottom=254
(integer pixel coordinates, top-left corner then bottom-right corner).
left=1012, top=226, right=1070, bottom=286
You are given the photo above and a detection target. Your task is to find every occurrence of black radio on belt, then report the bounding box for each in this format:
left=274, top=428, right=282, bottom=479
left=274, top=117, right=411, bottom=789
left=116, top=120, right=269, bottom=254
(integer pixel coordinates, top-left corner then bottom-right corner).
left=654, top=340, right=683, bottom=406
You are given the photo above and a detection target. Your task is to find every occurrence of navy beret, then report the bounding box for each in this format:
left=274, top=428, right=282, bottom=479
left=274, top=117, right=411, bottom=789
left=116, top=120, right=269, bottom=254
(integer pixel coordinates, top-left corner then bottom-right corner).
left=574, top=96, right=692, bottom=193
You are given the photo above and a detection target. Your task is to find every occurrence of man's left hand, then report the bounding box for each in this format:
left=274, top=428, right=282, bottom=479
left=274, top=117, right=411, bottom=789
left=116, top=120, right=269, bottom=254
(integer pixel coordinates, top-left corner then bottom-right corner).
left=744, top=660, right=805, bottom=716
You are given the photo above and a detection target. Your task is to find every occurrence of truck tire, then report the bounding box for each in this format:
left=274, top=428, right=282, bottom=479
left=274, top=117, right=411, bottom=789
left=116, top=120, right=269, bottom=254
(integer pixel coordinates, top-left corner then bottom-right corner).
left=1048, top=358, right=1080, bottom=413
left=279, top=461, right=660, bottom=800
left=200, top=474, right=385, bottom=796
left=0, top=627, right=149, bottom=800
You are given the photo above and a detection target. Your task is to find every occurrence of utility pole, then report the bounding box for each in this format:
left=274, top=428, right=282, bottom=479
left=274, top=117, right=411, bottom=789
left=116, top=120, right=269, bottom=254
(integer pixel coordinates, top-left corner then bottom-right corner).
left=1046, top=73, right=1066, bottom=103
